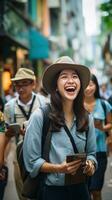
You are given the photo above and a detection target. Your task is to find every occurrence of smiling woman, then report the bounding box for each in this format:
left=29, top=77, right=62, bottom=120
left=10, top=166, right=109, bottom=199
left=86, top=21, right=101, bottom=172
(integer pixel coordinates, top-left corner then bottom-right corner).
left=23, top=56, right=97, bottom=200
left=57, top=69, right=81, bottom=102
left=84, top=74, right=112, bottom=200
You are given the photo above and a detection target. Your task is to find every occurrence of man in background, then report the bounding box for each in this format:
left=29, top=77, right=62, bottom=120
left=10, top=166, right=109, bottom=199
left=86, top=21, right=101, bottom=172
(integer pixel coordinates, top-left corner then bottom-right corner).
left=4, top=68, right=47, bottom=200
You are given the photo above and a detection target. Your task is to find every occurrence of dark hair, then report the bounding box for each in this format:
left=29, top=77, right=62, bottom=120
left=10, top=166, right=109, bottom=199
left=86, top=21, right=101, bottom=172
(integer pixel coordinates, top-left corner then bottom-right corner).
left=49, top=72, right=89, bottom=132
left=90, top=74, right=101, bottom=99
left=0, top=97, right=4, bottom=112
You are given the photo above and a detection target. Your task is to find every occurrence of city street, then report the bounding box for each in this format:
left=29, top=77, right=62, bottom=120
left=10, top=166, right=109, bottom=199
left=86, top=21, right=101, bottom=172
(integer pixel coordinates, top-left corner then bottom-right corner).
left=0, top=1, right=112, bottom=200
left=3, top=142, right=19, bottom=200
left=102, top=155, right=112, bottom=200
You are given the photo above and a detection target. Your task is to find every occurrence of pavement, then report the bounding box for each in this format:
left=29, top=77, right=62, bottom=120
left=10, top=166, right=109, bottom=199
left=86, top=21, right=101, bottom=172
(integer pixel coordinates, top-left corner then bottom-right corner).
left=102, top=155, right=112, bottom=200
left=3, top=143, right=112, bottom=200
left=3, top=142, right=19, bottom=200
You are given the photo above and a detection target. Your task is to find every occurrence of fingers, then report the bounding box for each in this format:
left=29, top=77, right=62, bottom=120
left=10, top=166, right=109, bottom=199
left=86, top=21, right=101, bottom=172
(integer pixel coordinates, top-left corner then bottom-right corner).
left=66, top=159, right=82, bottom=174
left=83, top=160, right=95, bottom=176
left=20, top=129, right=25, bottom=135
left=5, top=129, right=15, bottom=137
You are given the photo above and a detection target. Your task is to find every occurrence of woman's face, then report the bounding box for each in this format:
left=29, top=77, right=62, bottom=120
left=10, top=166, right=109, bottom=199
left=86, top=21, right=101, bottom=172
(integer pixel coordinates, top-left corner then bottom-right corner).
left=57, top=69, right=81, bottom=102
left=84, top=80, right=96, bottom=97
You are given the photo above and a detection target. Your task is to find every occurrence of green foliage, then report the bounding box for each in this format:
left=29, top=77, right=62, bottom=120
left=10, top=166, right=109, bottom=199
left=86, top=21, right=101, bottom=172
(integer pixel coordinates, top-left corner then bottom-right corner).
left=99, top=0, right=112, bottom=33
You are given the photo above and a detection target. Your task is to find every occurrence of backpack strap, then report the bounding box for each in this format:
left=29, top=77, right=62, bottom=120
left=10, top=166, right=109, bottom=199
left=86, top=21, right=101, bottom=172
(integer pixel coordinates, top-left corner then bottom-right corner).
left=101, top=99, right=109, bottom=137
left=40, top=103, right=51, bottom=161
left=101, top=99, right=107, bottom=117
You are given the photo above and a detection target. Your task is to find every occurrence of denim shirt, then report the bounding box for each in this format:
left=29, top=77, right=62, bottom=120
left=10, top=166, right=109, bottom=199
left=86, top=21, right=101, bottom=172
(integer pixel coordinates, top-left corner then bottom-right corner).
left=23, top=108, right=97, bottom=186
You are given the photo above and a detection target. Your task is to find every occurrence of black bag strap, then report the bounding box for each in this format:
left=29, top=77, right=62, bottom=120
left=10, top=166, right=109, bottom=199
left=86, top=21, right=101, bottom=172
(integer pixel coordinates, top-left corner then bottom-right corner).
left=64, top=124, right=88, bottom=154
left=41, top=104, right=51, bottom=161
left=64, top=125, right=79, bottom=153
left=17, top=95, right=36, bottom=120
left=101, top=99, right=107, bottom=120
left=85, top=127, right=89, bottom=152
left=101, top=99, right=109, bottom=137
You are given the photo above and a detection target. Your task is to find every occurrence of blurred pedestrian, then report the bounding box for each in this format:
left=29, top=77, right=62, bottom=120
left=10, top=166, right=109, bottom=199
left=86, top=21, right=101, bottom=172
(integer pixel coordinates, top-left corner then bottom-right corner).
left=23, top=56, right=97, bottom=200
left=0, top=111, right=8, bottom=200
left=0, top=97, right=4, bottom=112
left=4, top=68, right=47, bottom=200
left=84, top=74, right=112, bottom=200
left=5, top=84, right=18, bottom=102
left=100, top=82, right=111, bottom=100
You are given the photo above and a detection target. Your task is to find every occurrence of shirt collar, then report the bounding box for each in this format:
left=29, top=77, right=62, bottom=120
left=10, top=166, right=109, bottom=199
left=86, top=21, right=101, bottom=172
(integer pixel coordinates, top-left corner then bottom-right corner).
left=16, top=92, right=35, bottom=107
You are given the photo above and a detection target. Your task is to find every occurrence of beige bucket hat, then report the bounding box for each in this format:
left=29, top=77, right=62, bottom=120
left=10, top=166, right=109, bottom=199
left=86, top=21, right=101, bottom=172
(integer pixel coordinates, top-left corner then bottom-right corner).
left=11, top=68, right=36, bottom=81
left=42, top=56, right=90, bottom=94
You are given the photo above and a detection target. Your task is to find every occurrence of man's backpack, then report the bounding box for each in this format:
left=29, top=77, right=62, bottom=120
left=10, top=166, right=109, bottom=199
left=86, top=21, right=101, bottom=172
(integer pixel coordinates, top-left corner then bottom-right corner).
left=16, top=104, right=51, bottom=199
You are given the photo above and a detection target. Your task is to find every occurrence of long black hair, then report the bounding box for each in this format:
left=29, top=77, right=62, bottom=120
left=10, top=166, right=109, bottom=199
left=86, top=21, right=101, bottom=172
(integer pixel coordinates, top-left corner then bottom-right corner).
left=49, top=71, right=89, bottom=132
left=90, top=74, right=101, bottom=99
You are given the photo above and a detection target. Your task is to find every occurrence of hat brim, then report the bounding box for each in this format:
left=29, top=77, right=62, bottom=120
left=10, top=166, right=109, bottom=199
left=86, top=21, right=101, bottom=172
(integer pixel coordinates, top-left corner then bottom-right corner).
left=42, top=63, right=90, bottom=94
left=11, top=77, right=35, bottom=81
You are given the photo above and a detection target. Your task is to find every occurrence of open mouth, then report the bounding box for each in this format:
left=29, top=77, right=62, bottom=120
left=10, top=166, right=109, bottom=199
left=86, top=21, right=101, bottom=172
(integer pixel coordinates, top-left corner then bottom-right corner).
left=65, top=87, right=76, bottom=93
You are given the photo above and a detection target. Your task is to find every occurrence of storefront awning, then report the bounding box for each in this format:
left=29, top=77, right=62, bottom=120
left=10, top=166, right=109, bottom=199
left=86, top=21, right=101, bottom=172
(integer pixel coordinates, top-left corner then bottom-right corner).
left=29, top=28, right=49, bottom=60
left=0, top=33, right=29, bottom=50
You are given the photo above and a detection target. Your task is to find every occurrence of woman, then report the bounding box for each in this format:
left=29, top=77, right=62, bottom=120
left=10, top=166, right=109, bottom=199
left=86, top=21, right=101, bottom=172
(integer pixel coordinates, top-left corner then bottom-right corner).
left=23, top=56, right=97, bottom=200
left=84, top=74, right=112, bottom=200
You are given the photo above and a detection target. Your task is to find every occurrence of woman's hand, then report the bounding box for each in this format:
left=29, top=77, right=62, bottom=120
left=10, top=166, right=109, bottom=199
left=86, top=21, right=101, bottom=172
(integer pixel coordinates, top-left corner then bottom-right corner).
left=83, top=160, right=95, bottom=176
left=59, top=159, right=82, bottom=175
left=94, top=120, right=104, bottom=131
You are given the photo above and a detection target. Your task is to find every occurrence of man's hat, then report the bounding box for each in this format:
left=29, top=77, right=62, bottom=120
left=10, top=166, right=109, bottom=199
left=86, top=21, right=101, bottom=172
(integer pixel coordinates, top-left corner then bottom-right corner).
left=11, top=68, right=36, bottom=82
left=42, top=56, right=90, bottom=94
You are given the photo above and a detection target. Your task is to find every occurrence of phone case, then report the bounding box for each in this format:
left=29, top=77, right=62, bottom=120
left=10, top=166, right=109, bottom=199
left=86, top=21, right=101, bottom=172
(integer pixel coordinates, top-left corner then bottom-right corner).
left=9, top=123, right=21, bottom=134
left=65, top=153, right=86, bottom=185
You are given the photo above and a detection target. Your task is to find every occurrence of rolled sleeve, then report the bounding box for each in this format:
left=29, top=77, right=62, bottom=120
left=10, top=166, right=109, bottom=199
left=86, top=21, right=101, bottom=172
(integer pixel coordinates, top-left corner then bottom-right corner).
left=30, top=158, right=45, bottom=177
left=23, top=108, right=45, bottom=177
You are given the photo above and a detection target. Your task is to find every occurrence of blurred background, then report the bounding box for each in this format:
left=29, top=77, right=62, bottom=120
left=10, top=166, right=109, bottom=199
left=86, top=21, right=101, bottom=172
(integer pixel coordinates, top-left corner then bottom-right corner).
left=0, top=0, right=112, bottom=99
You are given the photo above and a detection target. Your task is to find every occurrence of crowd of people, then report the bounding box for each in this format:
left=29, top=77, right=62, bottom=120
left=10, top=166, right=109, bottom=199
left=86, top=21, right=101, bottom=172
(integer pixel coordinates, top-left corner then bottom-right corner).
left=0, top=56, right=112, bottom=200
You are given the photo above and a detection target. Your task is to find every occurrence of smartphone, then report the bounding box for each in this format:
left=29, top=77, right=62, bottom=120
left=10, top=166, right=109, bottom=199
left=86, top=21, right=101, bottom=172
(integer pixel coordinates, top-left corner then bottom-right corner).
left=65, top=153, right=87, bottom=185
left=66, top=153, right=86, bottom=163
left=8, top=123, right=21, bottom=135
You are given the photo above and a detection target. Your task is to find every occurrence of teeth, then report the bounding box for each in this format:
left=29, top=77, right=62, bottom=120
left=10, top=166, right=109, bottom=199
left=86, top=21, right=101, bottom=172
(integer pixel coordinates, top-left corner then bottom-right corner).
left=66, top=87, right=75, bottom=90
left=65, top=87, right=75, bottom=92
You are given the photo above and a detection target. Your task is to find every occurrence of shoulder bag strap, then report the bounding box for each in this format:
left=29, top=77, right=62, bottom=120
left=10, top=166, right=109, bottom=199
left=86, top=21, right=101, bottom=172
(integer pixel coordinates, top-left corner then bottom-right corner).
left=64, top=125, right=79, bottom=153
left=17, top=95, right=36, bottom=120
left=64, top=124, right=88, bottom=154
left=85, top=127, right=89, bottom=152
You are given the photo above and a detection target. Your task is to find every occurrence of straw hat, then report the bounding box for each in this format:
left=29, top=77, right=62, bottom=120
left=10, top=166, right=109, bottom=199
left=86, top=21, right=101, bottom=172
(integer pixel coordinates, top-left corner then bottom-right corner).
left=42, top=56, right=90, bottom=94
left=11, top=68, right=36, bottom=81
